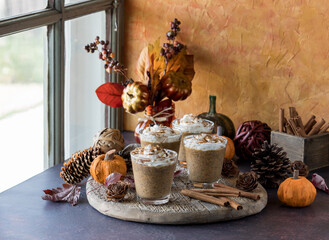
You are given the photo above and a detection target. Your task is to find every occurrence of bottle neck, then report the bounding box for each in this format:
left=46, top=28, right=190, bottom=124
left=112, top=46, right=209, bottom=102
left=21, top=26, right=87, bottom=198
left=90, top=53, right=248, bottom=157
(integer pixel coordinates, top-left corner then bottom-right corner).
left=209, top=95, right=217, bottom=115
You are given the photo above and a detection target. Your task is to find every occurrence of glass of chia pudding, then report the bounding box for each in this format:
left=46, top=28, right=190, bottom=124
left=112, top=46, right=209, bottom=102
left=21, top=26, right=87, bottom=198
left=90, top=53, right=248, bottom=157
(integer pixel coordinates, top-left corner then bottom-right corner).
left=172, top=114, right=214, bottom=166
left=140, top=124, right=182, bottom=154
left=184, top=133, right=227, bottom=187
left=130, top=144, right=177, bottom=205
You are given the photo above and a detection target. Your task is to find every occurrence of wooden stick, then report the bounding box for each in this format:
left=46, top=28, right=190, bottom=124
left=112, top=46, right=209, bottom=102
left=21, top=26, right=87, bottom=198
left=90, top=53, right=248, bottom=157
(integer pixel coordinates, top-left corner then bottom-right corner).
left=181, top=189, right=230, bottom=207
left=304, top=115, right=316, bottom=134
left=319, top=122, right=329, bottom=133
left=279, top=108, right=284, bottom=132
left=308, top=118, right=325, bottom=136
left=221, top=197, right=243, bottom=210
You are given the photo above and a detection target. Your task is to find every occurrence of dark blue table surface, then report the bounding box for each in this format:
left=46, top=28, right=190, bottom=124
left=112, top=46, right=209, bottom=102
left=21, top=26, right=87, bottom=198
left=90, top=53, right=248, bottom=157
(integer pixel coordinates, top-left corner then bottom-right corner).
left=1, top=131, right=329, bottom=240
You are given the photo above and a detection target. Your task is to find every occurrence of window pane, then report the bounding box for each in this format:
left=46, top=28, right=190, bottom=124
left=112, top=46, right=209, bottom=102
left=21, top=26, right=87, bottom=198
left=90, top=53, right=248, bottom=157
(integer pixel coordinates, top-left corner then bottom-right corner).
left=0, top=27, right=46, bottom=192
left=65, top=0, right=91, bottom=5
left=64, top=11, right=105, bottom=159
left=0, top=0, right=47, bottom=19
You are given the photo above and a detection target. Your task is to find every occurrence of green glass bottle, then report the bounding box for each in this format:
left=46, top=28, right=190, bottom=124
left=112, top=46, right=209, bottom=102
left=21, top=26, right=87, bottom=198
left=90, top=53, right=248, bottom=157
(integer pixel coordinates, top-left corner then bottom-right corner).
left=198, top=95, right=236, bottom=139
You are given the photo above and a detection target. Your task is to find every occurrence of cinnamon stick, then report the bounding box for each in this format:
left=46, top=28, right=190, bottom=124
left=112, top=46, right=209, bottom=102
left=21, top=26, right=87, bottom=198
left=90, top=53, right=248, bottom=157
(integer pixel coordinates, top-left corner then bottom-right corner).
left=213, top=183, right=261, bottom=201
left=295, top=116, right=306, bottom=136
left=193, top=185, right=260, bottom=201
left=288, top=119, right=300, bottom=136
left=319, top=122, right=329, bottom=133
left=304, top=115, right=316, bottom=134
left=205, top=193, right=239, bottom=197
left=285, top=122, right=294, bottom=135
left=289, top=107, right=298, bottom=118
left=181, top=189, right=230, bottom=207
left=296, top=127, right=307, bottom=137
left=308, top=118, right=325, bottom=136
left=279, top=108, right=284, bottom=132
left=221, top=197, right=243, bottom=210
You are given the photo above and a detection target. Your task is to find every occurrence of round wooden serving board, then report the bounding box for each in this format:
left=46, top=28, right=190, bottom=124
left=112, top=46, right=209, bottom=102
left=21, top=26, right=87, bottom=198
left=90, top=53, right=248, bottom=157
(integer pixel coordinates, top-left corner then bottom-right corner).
left=87, top=169, right=268, bottom=224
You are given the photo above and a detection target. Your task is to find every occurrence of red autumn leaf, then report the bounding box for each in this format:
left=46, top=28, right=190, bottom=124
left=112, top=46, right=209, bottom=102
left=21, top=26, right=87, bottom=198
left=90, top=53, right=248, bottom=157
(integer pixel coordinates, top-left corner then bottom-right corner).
left=95, top=82, right=124, bottom=108
left=41, top=184, right=81, bottom=206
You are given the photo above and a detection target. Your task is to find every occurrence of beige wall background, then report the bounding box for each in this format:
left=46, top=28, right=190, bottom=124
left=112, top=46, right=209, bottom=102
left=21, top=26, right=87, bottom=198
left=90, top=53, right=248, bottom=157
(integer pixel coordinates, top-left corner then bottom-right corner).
left=123, top=0, right=329, bottom=131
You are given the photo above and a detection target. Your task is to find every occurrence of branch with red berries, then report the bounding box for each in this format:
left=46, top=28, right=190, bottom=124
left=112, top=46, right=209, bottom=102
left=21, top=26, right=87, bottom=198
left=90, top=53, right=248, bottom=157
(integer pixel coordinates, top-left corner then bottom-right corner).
left=85, top=18, right=195, bottom=114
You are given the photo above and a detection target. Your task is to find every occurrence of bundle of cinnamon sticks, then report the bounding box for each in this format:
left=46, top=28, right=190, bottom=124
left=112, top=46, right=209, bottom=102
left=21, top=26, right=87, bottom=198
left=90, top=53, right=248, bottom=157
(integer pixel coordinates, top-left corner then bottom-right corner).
left=279, top=107, right=329, bottom=137
left=181, top=183, right=260, bottom=211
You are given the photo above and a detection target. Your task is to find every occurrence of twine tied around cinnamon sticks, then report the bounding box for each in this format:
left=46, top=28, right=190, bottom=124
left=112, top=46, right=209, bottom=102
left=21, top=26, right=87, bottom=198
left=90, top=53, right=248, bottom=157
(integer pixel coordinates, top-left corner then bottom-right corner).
left=279, top=107, right=329, bottom=136
left=181, top=183, right=261, bottom=211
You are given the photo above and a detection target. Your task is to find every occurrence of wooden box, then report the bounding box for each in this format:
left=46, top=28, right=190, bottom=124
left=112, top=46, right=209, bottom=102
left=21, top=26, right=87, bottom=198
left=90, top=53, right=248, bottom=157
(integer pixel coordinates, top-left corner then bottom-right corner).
left=271, top=131, right=329, bottom=170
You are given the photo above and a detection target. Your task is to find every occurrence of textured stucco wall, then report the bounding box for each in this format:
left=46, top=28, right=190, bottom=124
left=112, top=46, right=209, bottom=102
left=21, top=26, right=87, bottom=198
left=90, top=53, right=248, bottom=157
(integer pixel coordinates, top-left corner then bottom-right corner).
left=123, top=0, right=329, bottom=131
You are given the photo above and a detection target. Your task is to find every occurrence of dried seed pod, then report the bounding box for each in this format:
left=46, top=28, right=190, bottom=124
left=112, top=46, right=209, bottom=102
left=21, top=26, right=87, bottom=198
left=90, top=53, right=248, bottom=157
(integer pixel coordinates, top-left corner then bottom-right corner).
left=236, top=171, right=258, bottom=192
left=291, top=161, right=309, bottom=177
left=106, top=181, right=129, bottom=202
left=221, top=158, right=239, bottom=178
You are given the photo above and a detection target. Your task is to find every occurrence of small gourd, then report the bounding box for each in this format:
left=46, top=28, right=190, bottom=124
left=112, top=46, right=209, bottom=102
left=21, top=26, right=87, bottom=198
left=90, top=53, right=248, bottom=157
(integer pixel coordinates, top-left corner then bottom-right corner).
left=222, top=136, right=235, bottom=160
left=277, top=170, right=316, bottom=207
left=90, top=149, right=127, bottom=184
left=121, top=82, right=149, bottom=113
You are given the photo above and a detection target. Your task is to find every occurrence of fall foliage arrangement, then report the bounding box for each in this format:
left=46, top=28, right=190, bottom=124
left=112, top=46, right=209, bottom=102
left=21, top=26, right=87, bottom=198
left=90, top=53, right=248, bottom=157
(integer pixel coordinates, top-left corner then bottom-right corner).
left=84, top=18, right=195, bottom=114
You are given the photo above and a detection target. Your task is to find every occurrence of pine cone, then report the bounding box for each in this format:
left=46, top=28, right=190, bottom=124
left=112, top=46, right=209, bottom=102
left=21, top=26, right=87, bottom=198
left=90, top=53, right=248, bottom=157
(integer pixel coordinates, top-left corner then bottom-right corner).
left=291, top=161, right=309, bottom=177
left=107, top=181, right=129, bottom=202
left=236, top=171, right=258, bottom=192
left=60, top=147, right=101, bottom=184
left=221, top=158, right=239, bottom=178
left=251, top=141, right=291, bottom=188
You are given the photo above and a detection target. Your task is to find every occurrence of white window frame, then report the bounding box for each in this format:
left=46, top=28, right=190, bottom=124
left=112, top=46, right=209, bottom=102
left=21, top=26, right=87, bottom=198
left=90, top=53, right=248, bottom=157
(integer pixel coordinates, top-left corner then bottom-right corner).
left=0, top=0, right=124, bottom=167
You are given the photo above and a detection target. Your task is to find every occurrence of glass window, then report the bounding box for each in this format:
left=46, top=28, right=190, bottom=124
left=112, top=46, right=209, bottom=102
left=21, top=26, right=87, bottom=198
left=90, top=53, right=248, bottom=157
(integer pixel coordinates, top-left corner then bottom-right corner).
left=0, top=0, right=47, bottom=19
left=64, top=11, right=105, bottom=158
left=65, top=0, right=90, bottom=5
left=0, top=27, right=46, bottom=192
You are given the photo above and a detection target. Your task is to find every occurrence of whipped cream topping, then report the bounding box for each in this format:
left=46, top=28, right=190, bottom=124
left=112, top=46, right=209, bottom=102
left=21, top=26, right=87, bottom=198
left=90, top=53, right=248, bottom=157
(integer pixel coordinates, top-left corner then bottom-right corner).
left=140, top=125, right=181, bottom=143
left=172, top=114, right=214, bottom=133
left=131, top=144, right=177, bottom=166
left=184, top=134, right=227, bottom=151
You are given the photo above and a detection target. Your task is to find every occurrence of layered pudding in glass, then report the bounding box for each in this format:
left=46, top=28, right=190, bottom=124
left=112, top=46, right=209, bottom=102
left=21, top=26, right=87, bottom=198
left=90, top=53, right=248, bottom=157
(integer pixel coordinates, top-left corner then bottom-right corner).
left=140, top=124, right=182, bottom=154
left=130, top=145, right=177, bottom=205
left=172, top=114, right=214, bottom=166
left=184, top=134, right=227, bottom=186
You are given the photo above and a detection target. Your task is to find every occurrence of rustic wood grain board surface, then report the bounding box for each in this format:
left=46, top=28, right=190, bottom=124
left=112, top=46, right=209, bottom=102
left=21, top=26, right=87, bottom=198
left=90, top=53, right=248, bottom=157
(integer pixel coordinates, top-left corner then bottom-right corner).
left=87, top=168, right=268, bottom=224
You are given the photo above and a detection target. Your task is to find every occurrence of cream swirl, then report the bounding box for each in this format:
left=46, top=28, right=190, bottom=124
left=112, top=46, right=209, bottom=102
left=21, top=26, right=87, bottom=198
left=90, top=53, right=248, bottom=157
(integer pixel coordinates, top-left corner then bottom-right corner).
left=172, top=114, right=214, bottom=133
left=184, top=134, right=227, bottom=151
left=131, top=144, right=177, bottom=166
left=140, top=125, right=181, bottom=143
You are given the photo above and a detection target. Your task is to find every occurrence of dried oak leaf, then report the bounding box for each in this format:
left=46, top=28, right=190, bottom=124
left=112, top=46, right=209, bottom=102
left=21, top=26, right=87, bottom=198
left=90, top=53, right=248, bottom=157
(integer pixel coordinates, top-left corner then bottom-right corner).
left=42, top=184, right=81, bottom=206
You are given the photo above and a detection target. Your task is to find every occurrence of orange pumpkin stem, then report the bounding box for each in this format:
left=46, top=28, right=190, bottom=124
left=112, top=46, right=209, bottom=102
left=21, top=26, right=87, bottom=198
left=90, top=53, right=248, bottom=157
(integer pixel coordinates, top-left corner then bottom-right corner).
left=104, top=149, right=116, bottom=160
left=293, top=170, right=299, bottom=179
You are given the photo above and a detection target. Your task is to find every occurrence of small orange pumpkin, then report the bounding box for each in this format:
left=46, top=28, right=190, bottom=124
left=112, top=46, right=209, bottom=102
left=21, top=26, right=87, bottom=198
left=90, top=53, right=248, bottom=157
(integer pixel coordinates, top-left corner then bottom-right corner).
left=90, top=149, right=127, bottom=184
left=223, top=136, right=235, bottom=160
left=277, top=170, right=316, bottom=207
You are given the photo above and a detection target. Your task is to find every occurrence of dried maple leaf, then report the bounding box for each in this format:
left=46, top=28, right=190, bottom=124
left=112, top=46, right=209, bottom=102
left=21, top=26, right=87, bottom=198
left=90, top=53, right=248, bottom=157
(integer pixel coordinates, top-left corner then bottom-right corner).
left=42, top=184, right=81, bottom=206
